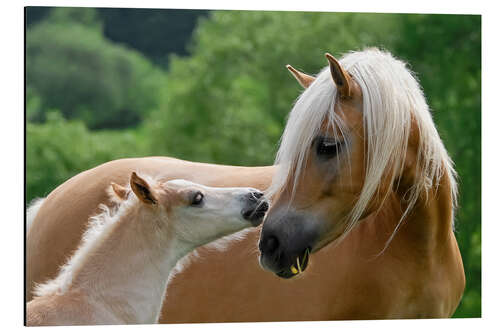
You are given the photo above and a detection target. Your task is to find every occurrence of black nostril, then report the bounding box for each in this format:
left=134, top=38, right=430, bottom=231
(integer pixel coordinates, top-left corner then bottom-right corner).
left=245, top=191, right=264, bottom=204
left=248, top=191, right=264, bottom=202
left=262, top=235, right=280, bottom=255
left=252, top=191, right=264, bottom=199
left=243, top=209, right=252, bottom=219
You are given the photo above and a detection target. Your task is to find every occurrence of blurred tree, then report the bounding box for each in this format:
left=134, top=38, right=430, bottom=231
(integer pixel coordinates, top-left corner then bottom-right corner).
left=26, top=7, right=209, bottom=68
left=48, top=7, right=102, bottom=28
left=26, top=87, right=43, bottom=122
left=25, top=6, right=51, bottom=26
left=26, top=7, right=167, bottom=129
left=26, top=111, right=152, bottom=201
left=99, top=8, right=209, bottom=67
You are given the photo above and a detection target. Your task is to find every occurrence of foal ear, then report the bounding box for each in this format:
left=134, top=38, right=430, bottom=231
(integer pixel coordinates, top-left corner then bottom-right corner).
left=109, top=182, right=130, bottom=201
left=325, top=53, right=353, bottom=98
left=286, top=64, right=315, bottom=88
left=130, top=172, right=158, bottom=205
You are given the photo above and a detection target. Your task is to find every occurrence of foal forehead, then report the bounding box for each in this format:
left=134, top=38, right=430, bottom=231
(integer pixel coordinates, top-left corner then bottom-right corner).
left=164, top=179, right=203, bottom=191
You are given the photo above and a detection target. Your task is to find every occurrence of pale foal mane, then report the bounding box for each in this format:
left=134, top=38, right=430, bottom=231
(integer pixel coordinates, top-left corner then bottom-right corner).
left=26, top=198, right=45, bottom=232
left=268, top=48, right=457, bottom=244
left=33, top=176, right=157, bottom=298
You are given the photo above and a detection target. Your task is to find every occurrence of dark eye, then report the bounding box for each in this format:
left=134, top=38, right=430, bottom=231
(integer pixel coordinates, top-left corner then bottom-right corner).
left=316, top=137, right=341, bottom=159
left=191, top=191, right=204, bottom=206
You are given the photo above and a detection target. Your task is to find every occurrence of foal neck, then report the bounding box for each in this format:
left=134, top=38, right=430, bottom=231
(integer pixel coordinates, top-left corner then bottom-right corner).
left=65, top=201, right=188, bottom=323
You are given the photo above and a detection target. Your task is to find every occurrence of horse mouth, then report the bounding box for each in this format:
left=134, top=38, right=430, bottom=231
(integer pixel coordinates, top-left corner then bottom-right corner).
left=275, top=247, right=311, bottom=279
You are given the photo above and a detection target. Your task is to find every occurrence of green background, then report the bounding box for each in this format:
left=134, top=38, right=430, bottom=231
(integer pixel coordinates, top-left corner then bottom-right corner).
left=26, top=8, right=481, bottom=318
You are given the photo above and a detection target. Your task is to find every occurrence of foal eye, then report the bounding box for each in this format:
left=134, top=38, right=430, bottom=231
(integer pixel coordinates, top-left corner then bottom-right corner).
left=191, top=191, right=204, bottom=206
left=315, top=137, right=341, bottom=159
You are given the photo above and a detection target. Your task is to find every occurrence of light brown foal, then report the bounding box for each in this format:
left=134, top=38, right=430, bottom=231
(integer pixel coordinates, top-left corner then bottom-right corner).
left=28, top=173, right=268, bottom=325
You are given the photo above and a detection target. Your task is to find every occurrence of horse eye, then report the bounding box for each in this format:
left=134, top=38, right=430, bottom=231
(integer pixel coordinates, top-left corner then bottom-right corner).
left=316, top=137, right=341, bottom=159
left=191, top=191, right=204, bottom=206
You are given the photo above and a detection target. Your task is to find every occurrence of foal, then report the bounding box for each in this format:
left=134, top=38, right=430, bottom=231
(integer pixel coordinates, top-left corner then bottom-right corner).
left=27, top=172, right=268, bottom=326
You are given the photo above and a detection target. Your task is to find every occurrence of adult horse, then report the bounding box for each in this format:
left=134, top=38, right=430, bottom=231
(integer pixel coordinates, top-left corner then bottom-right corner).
left=26, top=48, right=465, bottom=322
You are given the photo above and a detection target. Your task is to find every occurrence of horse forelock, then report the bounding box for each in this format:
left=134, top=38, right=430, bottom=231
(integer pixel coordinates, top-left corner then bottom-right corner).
left=266, top=66, right=340, bottom=200
left=267, top=47, right=457, bottom=240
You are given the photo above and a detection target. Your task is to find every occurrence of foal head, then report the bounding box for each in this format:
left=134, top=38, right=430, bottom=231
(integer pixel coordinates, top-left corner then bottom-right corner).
left=259, top=48, right=456, bottom=278
left=124, top=172, right=269, bottom=247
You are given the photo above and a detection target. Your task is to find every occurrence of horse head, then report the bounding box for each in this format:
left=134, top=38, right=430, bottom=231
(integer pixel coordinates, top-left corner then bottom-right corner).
left=259, top=48, right=456, bottom=278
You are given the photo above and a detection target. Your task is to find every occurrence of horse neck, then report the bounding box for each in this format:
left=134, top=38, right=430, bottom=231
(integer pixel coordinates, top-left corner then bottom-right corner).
left=368, top=166, right=454, bottom=256
left=405, top=170, right=454, bottom=248
left=69, top=204, right=191, bottom=324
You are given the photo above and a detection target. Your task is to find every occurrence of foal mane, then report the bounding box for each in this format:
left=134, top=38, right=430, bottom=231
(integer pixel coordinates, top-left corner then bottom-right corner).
left=33, top=182, right=143, bottom=298
left=268, top=48, right=457, bottom=243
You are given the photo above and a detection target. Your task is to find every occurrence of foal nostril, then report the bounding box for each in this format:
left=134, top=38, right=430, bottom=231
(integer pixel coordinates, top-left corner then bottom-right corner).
left=262, top=235, right=280, bottom=255
left=242, top=209, right=253, bottom=220
left=247, top=191, right=264, bottom=202
left=242, top=200, right=269, bottom=225
left=252, top=191, right=264, bottom=199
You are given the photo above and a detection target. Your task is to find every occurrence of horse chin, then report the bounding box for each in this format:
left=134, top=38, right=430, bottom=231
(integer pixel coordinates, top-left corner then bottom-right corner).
left=275, top=270, right=297, bottom=279
left=270, top=233, right=340, bottom=279
left=260, top=247, right=311, bottom=279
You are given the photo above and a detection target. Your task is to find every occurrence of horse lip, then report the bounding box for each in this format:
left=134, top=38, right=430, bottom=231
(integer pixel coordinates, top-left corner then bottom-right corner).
left=273, top=247, right=311, bottom=279
left=276, top=270, right=295, bottom=279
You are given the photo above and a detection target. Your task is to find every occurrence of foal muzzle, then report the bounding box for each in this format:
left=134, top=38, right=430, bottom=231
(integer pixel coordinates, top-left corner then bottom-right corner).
left=241, top=191, right=269, bottom=226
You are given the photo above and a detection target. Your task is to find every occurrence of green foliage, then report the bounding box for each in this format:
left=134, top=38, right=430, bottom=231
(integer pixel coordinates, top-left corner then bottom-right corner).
left=26, top=7, right=209, bottom=68
left=26, top=112, right=152, bottom=201
left=99, top=8, right=209, bottom=67
left=26, top=86, right=43, bottom=122
left=26, top=8, right=167, bottom=129
left=48, top=7, right=102, bottom=28
left=147, top=11, right=400, bottom=165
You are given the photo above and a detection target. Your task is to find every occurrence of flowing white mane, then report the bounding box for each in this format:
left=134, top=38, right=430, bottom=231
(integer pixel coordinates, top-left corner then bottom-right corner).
left=268, top=48, right=457, bottom=240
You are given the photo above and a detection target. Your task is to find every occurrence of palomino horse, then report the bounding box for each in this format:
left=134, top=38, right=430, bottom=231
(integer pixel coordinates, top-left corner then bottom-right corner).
left=27, top=173, right=268, bottom=325
left=27, top=48, right=465, bottom=321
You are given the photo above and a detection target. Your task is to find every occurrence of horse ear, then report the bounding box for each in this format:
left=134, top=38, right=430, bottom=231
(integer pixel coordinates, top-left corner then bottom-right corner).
left=286, top=65, right=315, bottom=88
left=325, top=53, right=353, bottom=98
left=130, top=172, right=158, bottom=205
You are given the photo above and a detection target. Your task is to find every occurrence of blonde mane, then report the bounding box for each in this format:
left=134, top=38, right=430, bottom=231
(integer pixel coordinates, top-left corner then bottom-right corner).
left=268, top=48, right=457, bottom=243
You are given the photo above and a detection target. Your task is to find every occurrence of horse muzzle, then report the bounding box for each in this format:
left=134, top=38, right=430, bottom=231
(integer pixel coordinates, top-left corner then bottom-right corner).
left=258, top=209, right=318, bottom=278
